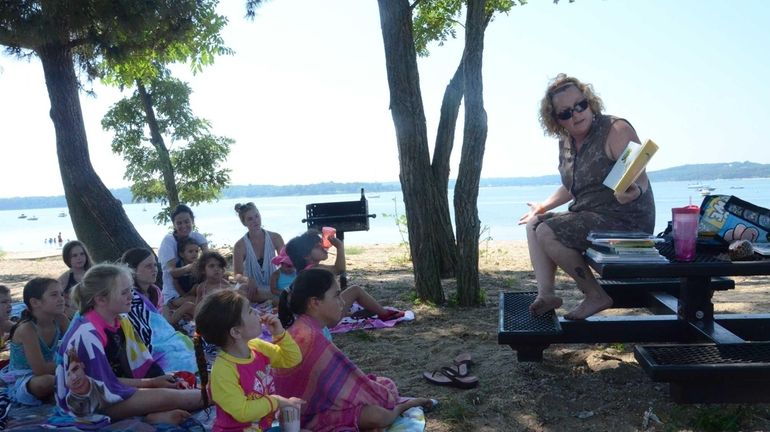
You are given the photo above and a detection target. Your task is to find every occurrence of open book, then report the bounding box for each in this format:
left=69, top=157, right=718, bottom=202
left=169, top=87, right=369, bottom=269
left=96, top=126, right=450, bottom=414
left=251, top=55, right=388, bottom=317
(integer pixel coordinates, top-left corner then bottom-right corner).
left=603, top=139, right=659, bottom=193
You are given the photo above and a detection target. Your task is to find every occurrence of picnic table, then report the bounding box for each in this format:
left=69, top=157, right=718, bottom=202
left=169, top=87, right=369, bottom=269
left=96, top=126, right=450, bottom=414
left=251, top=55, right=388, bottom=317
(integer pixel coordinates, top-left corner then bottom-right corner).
left=498, top=242, right=770, bottom=403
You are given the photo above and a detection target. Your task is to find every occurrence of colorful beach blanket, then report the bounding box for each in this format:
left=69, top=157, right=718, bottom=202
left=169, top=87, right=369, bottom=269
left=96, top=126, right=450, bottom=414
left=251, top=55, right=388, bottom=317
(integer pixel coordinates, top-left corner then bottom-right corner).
left=330, top=307, right=414, bottom=334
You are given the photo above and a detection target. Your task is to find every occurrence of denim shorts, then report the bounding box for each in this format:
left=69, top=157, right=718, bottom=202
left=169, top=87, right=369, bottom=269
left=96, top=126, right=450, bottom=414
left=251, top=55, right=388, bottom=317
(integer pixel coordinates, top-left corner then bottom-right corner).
left=10, top=373, right=43, bottom=406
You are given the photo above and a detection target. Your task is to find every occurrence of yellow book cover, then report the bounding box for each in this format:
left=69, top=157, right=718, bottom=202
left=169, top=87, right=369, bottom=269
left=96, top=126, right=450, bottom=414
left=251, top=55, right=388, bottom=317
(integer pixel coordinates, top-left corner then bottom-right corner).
left=603, top=139, right=659, bottom=193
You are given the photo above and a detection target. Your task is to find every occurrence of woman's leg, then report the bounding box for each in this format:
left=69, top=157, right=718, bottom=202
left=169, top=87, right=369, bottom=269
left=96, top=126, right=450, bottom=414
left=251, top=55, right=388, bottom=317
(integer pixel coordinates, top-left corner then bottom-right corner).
left=103, top=388, right=203, bottom=421
left=358, top=399, right=434, bottom=430
left=340, top=285, right=389, bottom=316
left=534, top=223, right=612, bottom=319
left=27, top=374, right=55, bottom=400
left=526, top=218, right=563, bottom=315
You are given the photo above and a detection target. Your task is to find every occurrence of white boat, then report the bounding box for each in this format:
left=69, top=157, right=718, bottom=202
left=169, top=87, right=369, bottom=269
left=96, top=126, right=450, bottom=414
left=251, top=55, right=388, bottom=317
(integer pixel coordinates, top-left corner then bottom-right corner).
left=687, top=183, right=707, bottom=189
left=699, top=186, right=716, bottom=196
left=58, top=212, right=66, bottom=217
left=27, top=215, right=38, bottom=221
left=17, top=213, right=27, bottom=219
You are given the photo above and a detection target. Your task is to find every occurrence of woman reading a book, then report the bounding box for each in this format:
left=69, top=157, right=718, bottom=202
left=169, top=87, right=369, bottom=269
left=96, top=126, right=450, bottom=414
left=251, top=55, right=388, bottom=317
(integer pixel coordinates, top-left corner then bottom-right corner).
left=518, top=74, right=655, bottom=320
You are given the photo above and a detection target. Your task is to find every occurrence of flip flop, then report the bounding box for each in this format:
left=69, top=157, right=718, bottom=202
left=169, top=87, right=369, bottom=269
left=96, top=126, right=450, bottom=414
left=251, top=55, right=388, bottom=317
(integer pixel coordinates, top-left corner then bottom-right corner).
left=453, top=353, right=474, bottom=377
left=423, top=367, right=479, bottom=389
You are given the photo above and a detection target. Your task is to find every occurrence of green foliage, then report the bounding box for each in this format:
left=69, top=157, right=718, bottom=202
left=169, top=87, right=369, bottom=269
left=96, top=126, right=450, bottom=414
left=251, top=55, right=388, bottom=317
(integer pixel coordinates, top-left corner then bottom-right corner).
left=102, top=69, right=232, bottom=224
left=412, top=0, right=523, bottom=57
left=448, top=288, right=487, bottom=306
left=99, top=1, right=232, bottom=84
left=382, top=197, right=411, bottom=264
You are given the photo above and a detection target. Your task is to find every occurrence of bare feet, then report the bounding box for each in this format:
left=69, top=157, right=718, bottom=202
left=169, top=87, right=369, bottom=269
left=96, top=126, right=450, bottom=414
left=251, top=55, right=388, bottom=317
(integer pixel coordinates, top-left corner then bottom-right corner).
left=529, top=295, right=563, bottom=316
left=564, top=294, right=613, bottom=320
left=397, top=397, right=437, bottom=414
left=145, top=409, right=191, bottom=425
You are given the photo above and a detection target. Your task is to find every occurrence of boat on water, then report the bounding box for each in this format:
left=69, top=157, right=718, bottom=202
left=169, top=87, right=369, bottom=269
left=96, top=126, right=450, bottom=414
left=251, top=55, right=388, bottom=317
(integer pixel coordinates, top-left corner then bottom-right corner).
left=17, top=213, right=27, bottom=219
left=699, top=186, right=716, bottom=196
left=27, top=216, right=39, bottom=221
left=687, top=183, right=707, bottom=189
left=730, top=186, right=744, bottom=189
left=369, top=195, right=380, bottom=199
left=58, top=212, right=66, bottom=217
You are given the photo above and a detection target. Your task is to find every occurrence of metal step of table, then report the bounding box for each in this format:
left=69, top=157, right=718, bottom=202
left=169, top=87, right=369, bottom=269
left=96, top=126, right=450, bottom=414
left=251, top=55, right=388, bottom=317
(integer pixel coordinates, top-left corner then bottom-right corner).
left=498, top=292, right=562, bottom=362
left=635, top=342, right=770, bottom=403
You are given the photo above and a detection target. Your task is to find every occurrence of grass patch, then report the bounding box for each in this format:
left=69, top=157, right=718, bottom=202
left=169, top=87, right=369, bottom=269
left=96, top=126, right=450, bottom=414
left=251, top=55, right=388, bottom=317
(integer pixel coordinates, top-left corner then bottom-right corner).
left=667, top=405, right=756, bottom=432
left=350, top=330, right=376, bottom=342
left=345, top=246, right=365, bottom=255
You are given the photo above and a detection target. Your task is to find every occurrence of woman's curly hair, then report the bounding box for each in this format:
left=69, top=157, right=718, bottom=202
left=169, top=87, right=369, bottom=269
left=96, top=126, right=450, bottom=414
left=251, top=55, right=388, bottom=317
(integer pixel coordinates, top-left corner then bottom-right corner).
left=538, top=73, right=604, bottom=139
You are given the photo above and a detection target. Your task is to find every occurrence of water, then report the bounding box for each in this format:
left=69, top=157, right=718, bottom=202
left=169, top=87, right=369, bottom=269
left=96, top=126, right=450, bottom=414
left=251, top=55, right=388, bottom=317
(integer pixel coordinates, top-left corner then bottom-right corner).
left=1, top=178, right=768, bottom=253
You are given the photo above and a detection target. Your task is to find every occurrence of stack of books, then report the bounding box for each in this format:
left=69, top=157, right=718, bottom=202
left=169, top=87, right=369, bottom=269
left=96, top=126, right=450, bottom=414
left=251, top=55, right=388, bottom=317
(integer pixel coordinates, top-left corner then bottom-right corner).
left=585, top=231, right=668, bottom=263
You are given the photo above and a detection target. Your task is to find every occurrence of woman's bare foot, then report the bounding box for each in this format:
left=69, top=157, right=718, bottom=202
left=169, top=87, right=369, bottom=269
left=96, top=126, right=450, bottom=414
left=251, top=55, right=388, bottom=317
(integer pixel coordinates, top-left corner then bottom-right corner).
left=397, top=397, right=436, bottom=414
left=529, top=295, right=563, bottom=316
left=564, top=294, right=613, bottom=320
left=145, top=409, right=191, bottom=425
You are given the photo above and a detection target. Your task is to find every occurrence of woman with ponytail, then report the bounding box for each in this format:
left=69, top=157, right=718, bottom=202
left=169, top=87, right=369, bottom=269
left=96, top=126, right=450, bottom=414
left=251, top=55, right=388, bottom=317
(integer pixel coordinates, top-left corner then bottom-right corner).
left=6, top=278, right=68, bottom=405
left=274, top=268, right=434, bottom=431
left=194, top=290, right=302, bottom=432
left=55, top=264, right=203, bottom=425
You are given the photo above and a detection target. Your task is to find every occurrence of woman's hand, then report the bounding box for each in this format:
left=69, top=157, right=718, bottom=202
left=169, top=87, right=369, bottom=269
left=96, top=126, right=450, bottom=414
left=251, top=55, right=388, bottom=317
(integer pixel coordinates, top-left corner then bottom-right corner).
left=614, top=183, right=642, bottom=205
left=518, top=202, right=545, bottom=225
left=261, top=313, right=285, bottom=338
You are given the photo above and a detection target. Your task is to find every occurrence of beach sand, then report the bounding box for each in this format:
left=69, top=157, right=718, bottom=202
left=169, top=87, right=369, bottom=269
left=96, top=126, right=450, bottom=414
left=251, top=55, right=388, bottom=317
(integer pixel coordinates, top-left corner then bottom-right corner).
left=2, top=240, right=770, bottom=431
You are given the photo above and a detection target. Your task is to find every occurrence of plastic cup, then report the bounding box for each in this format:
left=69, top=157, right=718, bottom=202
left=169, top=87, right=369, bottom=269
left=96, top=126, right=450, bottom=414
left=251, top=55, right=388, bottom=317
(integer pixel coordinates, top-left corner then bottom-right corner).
left=672, top=205, right=700, bottom=262
left=321, top=226, right=336, bottom=249
left=279, top=405, right=300, bottom=432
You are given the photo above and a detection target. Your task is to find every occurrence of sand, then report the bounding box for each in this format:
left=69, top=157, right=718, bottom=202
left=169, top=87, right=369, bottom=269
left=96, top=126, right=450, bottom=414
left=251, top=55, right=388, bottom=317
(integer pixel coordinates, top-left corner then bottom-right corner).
left=2, top=240, right=770, bottom=431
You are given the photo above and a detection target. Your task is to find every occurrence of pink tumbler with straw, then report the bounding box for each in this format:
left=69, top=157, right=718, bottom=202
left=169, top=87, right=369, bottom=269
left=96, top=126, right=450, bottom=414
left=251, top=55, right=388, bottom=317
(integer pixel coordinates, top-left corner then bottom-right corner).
left=322, top=226, right=336, bottom=249
left=672, top=205, right=700, bottom=262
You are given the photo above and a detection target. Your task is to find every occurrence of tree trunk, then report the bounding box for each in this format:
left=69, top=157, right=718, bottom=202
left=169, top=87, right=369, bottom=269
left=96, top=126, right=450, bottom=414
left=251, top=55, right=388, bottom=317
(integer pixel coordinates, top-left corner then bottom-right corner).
left=38, top=43, right=151, bottom=262
left=454, top=0, right=488, bottom=306
left=431, top=58, right=465, bottom=278
left=136, top=80, right=180, bottom=209
left=377, top=0, right=445, bottom=304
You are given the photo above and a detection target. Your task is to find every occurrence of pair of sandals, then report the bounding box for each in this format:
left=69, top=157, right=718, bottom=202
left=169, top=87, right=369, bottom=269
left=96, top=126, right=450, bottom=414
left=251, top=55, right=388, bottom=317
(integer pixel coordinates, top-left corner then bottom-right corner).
left=422, top=353, right=479, bottom=389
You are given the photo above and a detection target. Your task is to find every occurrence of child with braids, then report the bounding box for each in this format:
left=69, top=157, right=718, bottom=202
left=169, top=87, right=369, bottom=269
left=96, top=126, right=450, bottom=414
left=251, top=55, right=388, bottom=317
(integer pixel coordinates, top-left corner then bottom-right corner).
left=6, top=278, right=69, bottom=405
left=194, top=290, right=303, bottom=432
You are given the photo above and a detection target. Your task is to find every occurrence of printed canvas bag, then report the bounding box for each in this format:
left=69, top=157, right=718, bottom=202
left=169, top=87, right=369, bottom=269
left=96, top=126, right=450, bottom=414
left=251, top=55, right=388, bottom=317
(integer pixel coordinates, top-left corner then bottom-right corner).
left=698, top=194, right=770, bottom=245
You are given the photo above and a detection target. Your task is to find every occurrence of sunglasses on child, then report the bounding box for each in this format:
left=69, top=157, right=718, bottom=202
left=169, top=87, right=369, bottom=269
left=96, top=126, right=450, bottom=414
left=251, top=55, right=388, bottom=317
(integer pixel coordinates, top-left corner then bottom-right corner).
left=555, top=99, right=589, bottom=121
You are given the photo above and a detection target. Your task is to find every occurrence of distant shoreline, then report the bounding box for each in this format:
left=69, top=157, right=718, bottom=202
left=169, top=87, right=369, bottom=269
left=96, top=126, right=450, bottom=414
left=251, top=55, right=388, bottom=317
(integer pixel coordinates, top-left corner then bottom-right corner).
left=2, top=162, right=769, bottom=211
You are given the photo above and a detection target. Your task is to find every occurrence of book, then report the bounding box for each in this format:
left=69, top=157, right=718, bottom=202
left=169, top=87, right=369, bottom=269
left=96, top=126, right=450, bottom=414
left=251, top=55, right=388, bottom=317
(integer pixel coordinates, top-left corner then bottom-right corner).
left=590, top=244, right=663, bottom=255
left=603, top=139, right=659, bottom=193
left=585, top=248, right=669, bottom=263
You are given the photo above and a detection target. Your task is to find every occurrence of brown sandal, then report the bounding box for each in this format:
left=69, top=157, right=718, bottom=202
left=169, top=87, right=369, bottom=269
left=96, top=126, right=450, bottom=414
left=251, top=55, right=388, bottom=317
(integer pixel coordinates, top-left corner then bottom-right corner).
left=423, top=367, right=479, bottom=389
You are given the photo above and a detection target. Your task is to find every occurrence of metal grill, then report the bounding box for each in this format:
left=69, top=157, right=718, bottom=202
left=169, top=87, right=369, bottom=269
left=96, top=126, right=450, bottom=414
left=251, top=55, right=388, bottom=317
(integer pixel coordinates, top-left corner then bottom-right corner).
left=645, top=343, right=770, bottom=365
left=501, top=292, right=561, bottom=335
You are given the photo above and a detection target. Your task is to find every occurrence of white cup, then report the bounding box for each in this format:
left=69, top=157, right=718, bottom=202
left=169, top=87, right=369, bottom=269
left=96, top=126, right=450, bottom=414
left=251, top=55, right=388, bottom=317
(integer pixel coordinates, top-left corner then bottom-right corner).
left=279, top=405, right=300, bottom=432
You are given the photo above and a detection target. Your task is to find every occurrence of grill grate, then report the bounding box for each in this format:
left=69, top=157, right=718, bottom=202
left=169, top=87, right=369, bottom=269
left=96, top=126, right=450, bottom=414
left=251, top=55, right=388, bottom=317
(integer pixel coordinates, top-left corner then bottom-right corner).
left=501, top=292, right=561, bottom=335
left=645, top=343, right=770, bottom=366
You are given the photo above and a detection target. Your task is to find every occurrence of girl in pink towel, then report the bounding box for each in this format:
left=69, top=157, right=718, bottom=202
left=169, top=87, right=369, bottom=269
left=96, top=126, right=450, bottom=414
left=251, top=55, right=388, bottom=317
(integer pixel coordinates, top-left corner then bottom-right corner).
left=275, top=268, right=433, bottom=431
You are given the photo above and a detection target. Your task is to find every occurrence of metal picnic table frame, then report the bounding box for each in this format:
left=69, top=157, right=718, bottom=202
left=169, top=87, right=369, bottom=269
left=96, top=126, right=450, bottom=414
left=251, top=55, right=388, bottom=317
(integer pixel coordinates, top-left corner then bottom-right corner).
left=498, top=243, right=770, bottom=403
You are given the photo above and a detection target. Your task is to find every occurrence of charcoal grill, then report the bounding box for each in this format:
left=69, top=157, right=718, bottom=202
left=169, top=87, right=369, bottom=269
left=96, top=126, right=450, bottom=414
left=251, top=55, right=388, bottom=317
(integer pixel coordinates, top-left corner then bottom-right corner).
left=302, top=188, right=376, bottom=288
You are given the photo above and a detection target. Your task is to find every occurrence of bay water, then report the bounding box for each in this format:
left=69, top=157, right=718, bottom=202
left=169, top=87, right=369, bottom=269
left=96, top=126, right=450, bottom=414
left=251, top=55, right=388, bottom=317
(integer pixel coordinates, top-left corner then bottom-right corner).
left=1, top=178, right=768, bottom=253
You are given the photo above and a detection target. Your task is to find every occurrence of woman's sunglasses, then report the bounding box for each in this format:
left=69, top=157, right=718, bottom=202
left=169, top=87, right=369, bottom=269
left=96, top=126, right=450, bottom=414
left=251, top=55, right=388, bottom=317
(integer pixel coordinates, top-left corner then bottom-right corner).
left=555, top=99, right=589, bottom=121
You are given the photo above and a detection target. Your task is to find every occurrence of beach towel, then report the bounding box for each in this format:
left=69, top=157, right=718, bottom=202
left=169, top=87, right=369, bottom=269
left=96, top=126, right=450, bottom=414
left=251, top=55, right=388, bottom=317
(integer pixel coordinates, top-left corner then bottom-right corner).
left=128, top=289, right=197, bottom=373
left=330, top=306, right=414, bottom=334
left=274, top=315, right=399, bottom=431
left=242, top=231, right=277, bottom=290
left=54, top=312, right=160, bottom=419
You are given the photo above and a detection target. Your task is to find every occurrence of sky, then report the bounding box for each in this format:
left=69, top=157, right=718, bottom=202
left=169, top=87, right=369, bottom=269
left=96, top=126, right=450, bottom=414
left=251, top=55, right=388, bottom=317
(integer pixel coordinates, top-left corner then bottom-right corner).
left=2, top=0, right=770, bottom=199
